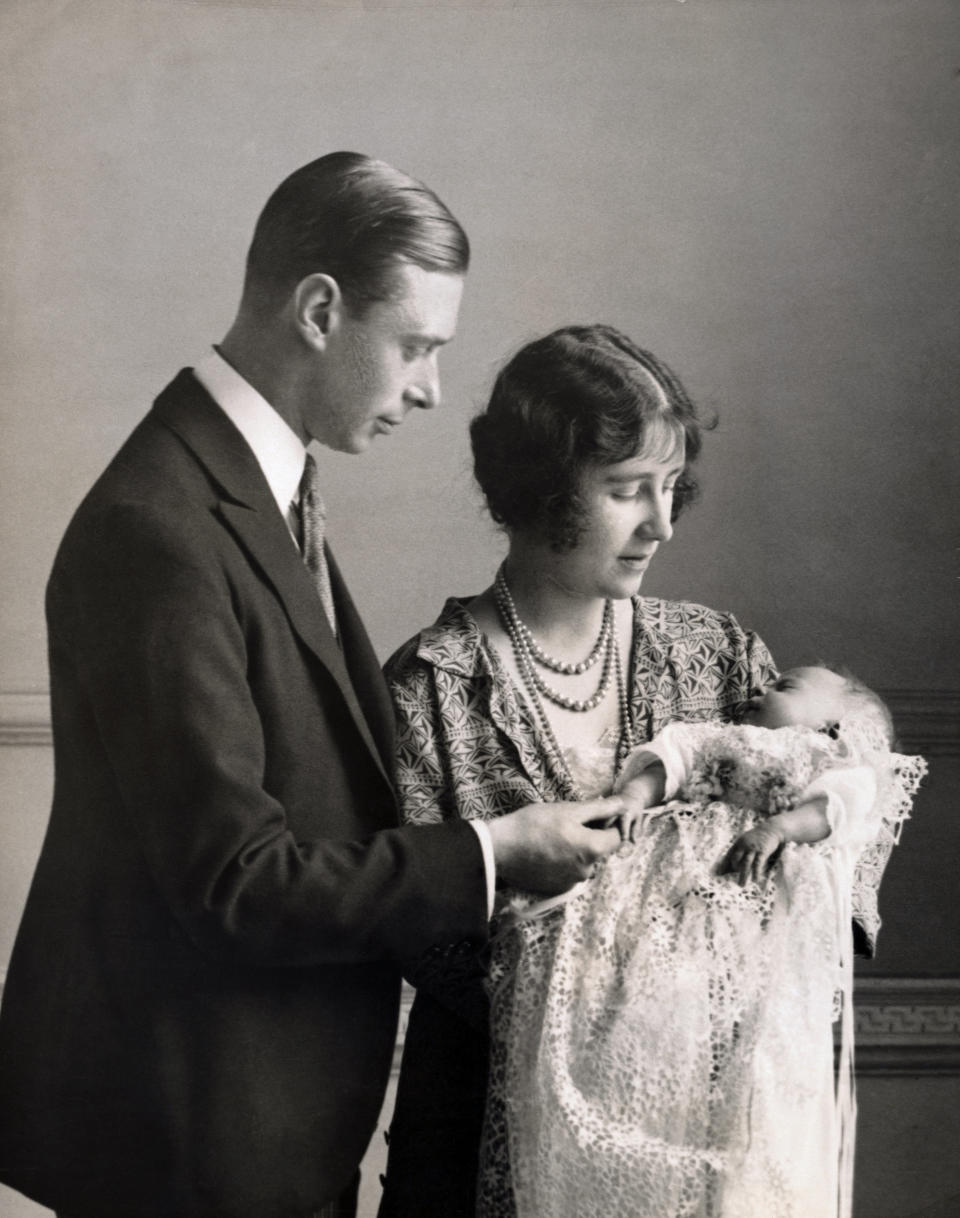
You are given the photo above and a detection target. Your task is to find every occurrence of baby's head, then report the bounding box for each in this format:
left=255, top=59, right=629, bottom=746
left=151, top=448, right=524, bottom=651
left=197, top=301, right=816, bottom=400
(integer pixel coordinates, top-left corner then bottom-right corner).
left=742, top=666, right=894, bottom=747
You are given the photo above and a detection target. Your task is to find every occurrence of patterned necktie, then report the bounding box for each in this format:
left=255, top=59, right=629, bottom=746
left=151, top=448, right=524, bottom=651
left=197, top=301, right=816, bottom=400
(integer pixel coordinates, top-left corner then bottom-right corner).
left=298, top=453, right=337, bottom=636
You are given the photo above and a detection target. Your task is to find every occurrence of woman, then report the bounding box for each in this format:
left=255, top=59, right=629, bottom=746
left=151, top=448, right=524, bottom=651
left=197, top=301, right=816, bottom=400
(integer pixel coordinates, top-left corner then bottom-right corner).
left=377, top=325, right=879, bottom=1216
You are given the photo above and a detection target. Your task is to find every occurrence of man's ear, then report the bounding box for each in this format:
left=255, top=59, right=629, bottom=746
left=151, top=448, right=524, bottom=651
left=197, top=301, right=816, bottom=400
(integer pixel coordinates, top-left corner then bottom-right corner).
left=293, top=273, right=342, bottom=349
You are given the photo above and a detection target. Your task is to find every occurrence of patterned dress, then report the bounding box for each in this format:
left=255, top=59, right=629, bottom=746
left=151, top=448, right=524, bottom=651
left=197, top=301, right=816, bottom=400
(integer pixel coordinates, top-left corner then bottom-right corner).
left=377, top=595, right=776, bottom=1218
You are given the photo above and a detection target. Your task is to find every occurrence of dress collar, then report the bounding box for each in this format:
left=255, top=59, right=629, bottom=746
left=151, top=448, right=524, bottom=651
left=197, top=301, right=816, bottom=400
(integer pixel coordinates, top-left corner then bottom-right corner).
left=414, top=597, right=492, bottom=678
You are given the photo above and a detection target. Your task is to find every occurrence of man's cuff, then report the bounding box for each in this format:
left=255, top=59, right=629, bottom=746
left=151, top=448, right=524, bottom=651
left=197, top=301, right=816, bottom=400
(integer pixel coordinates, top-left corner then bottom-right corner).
left=467, top=820, right=496, bottom=920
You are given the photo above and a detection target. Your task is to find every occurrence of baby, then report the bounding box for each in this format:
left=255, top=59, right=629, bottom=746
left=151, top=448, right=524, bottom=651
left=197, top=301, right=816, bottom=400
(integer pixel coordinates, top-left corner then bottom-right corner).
left=615, top=665, right=895, bottom=887
left=479, top=666, right=926, bottom=1218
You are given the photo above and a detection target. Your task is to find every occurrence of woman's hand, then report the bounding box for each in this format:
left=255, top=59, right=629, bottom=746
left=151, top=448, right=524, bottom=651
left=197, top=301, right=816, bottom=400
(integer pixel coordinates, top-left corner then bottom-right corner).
left=720, top=820, right=787, bottom=887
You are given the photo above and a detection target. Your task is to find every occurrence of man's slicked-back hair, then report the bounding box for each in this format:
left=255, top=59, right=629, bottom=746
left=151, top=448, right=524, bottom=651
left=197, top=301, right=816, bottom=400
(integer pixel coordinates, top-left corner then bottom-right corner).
left=243, top=151, right=469, bottom=314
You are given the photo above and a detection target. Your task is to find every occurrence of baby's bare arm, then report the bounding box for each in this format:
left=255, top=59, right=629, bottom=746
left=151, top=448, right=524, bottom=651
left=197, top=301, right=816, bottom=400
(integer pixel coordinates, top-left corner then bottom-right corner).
left=721, top=796, right=831, bottom=886
left=620, top=763, right=666, bottom=809
left=614, top=761, right=667, bottom=842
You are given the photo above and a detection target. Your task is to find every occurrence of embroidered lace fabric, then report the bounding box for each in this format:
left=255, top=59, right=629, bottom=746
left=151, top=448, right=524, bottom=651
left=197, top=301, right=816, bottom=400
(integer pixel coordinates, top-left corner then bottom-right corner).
left=478, top=724, right=927, bottom=1218
left=563, top=738, right=620, bottom=800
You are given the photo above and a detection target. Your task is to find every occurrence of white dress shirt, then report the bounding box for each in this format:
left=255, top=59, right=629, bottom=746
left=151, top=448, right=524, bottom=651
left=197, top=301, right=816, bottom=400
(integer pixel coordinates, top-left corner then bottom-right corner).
left=194, top=348, right=306, bottom=540
left=193, top=348, right=496, bottom=916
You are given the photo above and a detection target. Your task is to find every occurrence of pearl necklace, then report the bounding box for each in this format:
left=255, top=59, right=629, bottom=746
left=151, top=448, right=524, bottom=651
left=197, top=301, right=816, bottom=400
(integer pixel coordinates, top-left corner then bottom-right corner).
left=494, top=564, right=637, bottom=799
left=513, top=597, right=613, bottom=674
left=494, top=567, right=614, bottom=712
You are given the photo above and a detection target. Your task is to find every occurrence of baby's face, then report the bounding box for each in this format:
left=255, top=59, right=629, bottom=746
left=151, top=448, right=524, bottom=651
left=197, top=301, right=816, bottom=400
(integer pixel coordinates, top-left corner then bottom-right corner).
left=741, top=666, right=847, bottom=731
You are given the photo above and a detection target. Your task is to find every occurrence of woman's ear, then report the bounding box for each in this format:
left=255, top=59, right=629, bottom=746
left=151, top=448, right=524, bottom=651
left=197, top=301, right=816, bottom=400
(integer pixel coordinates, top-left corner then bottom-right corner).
left=292, top=273, right=342, bottom=349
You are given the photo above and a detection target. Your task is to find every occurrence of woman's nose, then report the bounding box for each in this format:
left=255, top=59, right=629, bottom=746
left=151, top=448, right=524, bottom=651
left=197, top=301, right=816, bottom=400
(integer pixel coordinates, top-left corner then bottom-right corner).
left=642, top=494, right=673, bottom=542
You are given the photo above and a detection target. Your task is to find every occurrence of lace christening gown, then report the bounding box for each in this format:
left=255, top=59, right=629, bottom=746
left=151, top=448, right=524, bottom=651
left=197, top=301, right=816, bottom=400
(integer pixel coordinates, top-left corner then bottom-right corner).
left=479, top=722, right=926, bottom=1218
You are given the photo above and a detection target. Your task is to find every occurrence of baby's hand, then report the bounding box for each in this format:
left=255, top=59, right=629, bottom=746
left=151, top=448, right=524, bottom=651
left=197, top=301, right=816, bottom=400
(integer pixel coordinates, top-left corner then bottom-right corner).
left=721, top=821, right=787, bottom=887
left=613, top=805, right=654, bottom=843
left=589, top=795, right=647, bottom=842
left=607, top=779, right=656, bottom=843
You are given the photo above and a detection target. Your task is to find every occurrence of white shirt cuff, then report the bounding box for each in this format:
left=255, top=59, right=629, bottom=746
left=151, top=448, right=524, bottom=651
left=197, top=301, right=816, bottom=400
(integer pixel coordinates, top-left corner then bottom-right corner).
left=468, top=820, right=496, bottom=920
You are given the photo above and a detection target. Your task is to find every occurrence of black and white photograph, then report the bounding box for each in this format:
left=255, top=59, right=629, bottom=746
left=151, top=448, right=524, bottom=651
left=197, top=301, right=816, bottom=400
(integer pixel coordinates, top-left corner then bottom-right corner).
left=0, top=3, right=957, bottom=1216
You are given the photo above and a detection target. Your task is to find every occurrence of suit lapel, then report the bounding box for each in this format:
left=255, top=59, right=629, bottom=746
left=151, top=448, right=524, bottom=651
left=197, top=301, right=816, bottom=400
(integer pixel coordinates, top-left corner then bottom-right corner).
left=327, top=551, right=396, bottom=776
left=152, top=370, right=392, bottom=787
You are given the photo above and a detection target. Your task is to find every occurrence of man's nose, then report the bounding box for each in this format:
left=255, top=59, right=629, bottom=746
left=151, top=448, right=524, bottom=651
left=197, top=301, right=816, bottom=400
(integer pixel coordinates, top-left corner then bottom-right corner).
left=406, top=359, right=440, bottom=411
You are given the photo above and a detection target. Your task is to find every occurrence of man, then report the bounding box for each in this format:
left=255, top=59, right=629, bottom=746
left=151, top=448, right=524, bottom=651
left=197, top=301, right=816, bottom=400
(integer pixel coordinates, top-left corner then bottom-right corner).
left=0, top=153, right=620, bottom=1218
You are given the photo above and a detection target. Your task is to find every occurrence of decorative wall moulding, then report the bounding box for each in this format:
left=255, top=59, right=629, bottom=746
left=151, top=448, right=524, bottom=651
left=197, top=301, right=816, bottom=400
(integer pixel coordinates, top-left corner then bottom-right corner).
left=0, top=693, right=51, bottom=746
left=2, top=689, right=958, bottom=753
left=850, top=977, right=960, bottom=1075
left=884, top=690, right=960, bottom=757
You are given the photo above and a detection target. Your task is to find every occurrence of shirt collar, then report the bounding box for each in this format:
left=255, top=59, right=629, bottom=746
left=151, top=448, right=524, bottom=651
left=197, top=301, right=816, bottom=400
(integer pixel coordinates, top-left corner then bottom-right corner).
left=193, top=347, right=306, bottom=517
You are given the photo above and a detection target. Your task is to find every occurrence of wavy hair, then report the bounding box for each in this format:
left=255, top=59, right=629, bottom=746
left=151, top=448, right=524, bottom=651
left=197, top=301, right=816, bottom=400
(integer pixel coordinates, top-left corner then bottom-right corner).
left=471, top=324, right=712, bottom=551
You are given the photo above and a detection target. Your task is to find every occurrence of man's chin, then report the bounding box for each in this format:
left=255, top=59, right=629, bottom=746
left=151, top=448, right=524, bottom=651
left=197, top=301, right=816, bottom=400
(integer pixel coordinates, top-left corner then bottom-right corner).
left=331, top=432, right=372, bottom=456
left=353, top=420, right=396, bottom=451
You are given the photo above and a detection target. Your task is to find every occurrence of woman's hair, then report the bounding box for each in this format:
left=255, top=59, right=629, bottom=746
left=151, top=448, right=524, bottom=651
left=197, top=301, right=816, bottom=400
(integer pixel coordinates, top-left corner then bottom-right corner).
left=243, top=151, right=469, bottom=315
left=470, top=324, right=712, bottom=551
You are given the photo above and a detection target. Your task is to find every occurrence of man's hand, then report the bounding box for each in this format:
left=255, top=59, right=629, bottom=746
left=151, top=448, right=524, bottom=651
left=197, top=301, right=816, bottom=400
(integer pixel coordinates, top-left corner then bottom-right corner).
left=486, top=798, right=625, bottom=895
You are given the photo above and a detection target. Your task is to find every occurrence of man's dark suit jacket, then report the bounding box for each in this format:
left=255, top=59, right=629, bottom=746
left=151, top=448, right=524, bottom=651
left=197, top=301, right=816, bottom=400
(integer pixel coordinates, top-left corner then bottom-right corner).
left=0, top=371, right=488, bottom=1218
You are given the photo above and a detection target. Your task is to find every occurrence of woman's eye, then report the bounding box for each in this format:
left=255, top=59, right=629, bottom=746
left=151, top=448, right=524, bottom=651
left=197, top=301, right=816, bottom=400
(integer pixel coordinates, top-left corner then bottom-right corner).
left=610, top=477, right=677, bottom=502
